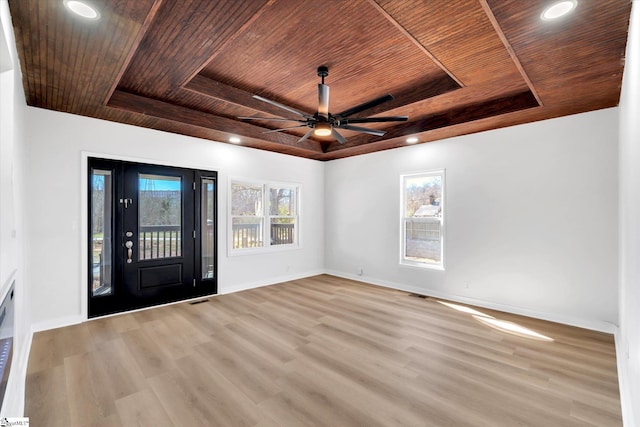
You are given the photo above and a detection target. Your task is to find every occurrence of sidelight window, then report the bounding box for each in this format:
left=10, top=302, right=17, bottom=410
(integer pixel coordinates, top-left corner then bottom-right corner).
left=201, top=178, right=216, bottom=279
left=90, top=168, right=113, bottom=296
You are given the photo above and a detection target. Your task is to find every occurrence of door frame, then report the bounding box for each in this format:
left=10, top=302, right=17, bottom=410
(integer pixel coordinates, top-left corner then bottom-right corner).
left=83, top=154, right=218, bottom=319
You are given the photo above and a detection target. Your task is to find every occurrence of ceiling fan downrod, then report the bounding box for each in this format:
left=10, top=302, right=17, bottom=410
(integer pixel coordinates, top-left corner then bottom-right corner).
left=317, top=65, right=329, bottom=84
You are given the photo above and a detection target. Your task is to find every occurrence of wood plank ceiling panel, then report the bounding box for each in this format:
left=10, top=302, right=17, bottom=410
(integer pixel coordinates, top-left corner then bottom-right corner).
left=374, top=0, right=526, bottom=87
left=117, top=0, right=272, bottom=98
left=486, top=0, right=631, bottom=108
left=9, top=0, right=157, bottom=114
left=7, top=0, right=631, bottom=160
left=198, top=0, right=451, bottom=115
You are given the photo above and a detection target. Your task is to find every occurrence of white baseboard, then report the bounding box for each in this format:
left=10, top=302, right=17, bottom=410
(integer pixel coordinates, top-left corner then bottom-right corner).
left=324, top=270, right=617, bottom=334
left=614, top=328, right=636, bottom=427
left=28, top=270, right=617, bottom=335
left=31, top=269, right=326, bottom=331
left=31, top=314, right=84, bottom=333
left=219, top=269, right=326, bottom=295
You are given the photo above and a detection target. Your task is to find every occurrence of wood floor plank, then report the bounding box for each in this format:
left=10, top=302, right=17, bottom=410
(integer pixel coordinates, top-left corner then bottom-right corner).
left=148, top=369, right=221, bottom=427
left=27, top=323, right=96, bottom=374
left=26, top=331, right=62, bottom=374
left=108, top=311, right=141, bottom=333
left=64, top=351, right=117, bottom=425
left=290, top=343, right=455, bottom=426
left=120, top=325, right=178, bottom=379
left=115, top=389, right=175, bottom=427
left=24, top=365, right=71, bottom=427
left=275, top=369, right=385, bottom=427
left=179, top=351, right=264, bottom=426
left=86, top=317, right=123, bottom=350
left=25, top=275, right=623, bottom=426
left=195, top=332, right=284, bottom=404
left=257, top=392, right=320, bottom=427
left=83, top=413, right=123, bottom=427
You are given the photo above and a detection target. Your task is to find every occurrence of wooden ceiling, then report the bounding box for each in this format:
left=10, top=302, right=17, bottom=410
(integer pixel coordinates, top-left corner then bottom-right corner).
left=8, top=0, right=631, bottom=161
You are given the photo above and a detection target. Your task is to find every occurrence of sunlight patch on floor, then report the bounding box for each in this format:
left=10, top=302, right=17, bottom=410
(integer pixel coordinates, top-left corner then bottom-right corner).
left=437, top=301, right=492, bottom=317
left=437, top=300, right=554, bottom=342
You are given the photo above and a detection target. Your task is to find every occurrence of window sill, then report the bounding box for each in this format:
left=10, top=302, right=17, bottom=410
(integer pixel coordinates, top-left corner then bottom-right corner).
left=400, top=260, right=445, bottom=271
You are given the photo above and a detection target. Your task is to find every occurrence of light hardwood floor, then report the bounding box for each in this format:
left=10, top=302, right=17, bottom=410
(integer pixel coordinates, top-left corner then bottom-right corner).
left=25, top=275, right=622, bottom=426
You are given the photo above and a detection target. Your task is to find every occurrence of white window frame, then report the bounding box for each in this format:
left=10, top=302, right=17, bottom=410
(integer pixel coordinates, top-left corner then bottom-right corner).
left=400, top=170, right=445, bottom=270
left=229, top=178, right=300, bottom=255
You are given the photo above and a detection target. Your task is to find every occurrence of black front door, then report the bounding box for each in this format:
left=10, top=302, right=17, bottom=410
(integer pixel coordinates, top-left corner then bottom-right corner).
left=88, top=158, right=217, bottom=317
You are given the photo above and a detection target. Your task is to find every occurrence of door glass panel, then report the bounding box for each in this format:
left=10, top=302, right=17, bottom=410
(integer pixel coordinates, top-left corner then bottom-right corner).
left=138, top=174, right=182, bottom=260
left=91, top=169, right=113, bottom=296
left=201, top=178, right=215, bottom=279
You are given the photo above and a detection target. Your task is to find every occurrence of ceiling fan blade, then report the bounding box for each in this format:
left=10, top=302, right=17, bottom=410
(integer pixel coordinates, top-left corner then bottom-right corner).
left=298, top=129, right=314, bottom=144
left=345, top=116, right=408, bottom=123
left=331, top=129, right=347, bottom=144
left=339, top=124, right=386, bottom=137
left=238, top=116, right=306, bottom=122
left=318, top=83, right=330, bottom=119
left=253, top=95, right=312, bottom=119
left=336, top=94, right=394, bottom=118
left=263, top=125, right=308, bottom=134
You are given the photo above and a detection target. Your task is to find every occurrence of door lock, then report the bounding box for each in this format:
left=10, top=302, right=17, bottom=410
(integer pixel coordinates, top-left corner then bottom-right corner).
left=119, top=198, right=133, bottom=208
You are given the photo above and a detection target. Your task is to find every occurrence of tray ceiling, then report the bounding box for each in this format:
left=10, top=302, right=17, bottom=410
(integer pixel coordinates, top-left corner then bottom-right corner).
left=8, top=0, right=631, bottom=160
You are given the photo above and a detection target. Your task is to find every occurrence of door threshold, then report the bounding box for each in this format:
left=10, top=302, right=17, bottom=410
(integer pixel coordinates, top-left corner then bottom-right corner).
left=86, top=292, right=219, bottom=321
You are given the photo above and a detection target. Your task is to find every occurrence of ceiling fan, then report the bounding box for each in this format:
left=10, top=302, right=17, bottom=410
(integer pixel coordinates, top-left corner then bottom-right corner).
left=239, top=66, right=409, bottom=144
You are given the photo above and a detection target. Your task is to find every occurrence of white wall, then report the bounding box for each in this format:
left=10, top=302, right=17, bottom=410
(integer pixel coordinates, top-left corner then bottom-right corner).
left=7, top=3, right=634, bottom=420
left=24, top=108, right=325, bottom=330
left=0, top=0, right=29, bottom=417
left=325, top=108, right=619, bottom=331
left=618, top=1, right=640, bottom=425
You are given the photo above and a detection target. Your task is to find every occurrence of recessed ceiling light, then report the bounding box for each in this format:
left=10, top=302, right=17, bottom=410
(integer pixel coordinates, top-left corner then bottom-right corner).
left=229, top=136, right=241, bottom=144
left=64, top=0, right=100, bottom=20
left=406, top=137, right=419, bottom=144
left=541, top=0, right=577, bottom=21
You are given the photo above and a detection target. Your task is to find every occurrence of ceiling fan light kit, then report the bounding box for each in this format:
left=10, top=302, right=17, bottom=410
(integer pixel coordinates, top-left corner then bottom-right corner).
left=239, top=66, right=409, bottom=145
left=314, top=122, right=332, bottom=136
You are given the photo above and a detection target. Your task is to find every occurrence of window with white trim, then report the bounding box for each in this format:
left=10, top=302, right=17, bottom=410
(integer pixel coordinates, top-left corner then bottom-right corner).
left=230, top=180, right=299, bottom=252
left=401, top=170, right=444, bottom=269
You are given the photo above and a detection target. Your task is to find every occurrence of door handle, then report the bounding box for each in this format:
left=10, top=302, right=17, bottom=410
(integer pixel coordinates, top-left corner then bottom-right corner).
left=125, top=240, right=133, bottom=263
